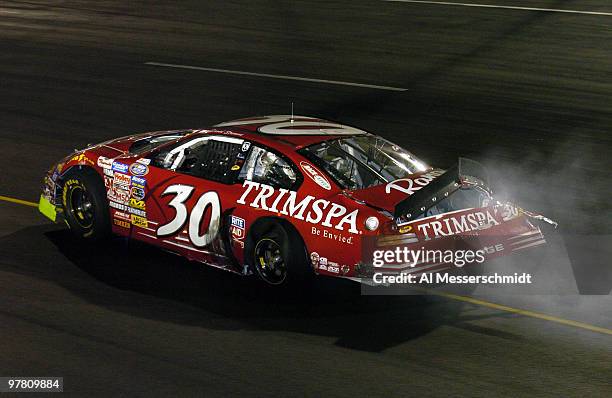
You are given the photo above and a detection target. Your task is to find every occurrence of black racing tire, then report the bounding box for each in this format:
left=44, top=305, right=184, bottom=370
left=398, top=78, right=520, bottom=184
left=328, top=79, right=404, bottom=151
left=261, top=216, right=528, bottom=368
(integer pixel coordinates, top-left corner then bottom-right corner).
left=61, top=167, right=111, bottom=241
left=249, top=224, right=312, bottom=286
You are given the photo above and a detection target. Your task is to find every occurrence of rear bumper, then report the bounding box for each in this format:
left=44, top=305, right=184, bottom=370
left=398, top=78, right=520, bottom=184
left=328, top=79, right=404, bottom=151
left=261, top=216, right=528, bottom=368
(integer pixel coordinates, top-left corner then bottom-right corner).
left=357, top=203, right=549, bottom=279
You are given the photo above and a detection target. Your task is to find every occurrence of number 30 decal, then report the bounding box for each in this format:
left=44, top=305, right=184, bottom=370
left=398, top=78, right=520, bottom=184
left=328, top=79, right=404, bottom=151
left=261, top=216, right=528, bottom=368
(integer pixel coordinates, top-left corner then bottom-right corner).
left=157, top=184, right=221, bottom=247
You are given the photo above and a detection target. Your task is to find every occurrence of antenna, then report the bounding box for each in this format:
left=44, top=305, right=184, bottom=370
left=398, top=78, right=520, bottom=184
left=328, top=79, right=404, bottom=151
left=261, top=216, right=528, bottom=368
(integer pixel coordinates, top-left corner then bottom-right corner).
left=291, top=102, right=294, bottom=124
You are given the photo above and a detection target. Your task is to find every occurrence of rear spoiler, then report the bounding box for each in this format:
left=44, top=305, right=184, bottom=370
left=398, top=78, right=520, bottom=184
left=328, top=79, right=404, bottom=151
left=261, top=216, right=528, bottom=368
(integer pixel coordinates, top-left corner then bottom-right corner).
left=393, top=158, right=488, bottom=222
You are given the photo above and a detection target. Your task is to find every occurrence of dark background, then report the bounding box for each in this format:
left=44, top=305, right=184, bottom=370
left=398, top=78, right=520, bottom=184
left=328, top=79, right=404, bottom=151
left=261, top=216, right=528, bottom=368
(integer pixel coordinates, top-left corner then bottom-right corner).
left=0, top=1, right=610, bottom=396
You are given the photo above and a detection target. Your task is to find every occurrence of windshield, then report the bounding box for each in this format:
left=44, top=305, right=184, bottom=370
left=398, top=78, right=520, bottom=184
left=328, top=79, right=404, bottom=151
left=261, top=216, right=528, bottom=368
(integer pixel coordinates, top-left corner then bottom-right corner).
left=298, top=135, right=429, bottom=190
left=129, top=132, right=191, bottom=154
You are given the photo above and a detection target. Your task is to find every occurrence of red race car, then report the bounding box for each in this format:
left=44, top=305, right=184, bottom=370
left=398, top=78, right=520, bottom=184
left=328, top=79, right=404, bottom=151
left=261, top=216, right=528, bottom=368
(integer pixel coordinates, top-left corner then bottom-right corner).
left=39, top=115, right=556, bottom=285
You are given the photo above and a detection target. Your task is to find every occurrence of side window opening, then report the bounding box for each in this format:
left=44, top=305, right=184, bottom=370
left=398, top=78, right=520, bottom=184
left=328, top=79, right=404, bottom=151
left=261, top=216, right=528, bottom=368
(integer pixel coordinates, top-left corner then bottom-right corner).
left=300, top=142, right=383, bottom=190
left=179, top=139, right=241, bottom=182
left=151, top=136, right=242, bottom=184
left=238, top=146, right=298, bottom=189
left=298, top=135, right=429, bottom=190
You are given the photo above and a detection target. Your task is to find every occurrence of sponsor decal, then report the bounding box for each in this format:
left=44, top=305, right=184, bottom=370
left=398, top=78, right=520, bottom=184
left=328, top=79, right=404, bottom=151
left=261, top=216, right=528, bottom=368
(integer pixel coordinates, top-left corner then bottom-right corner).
left=341, top=265, right=350, bottom=275
left=129, top=198, right=146, bottom=210
left=231, top=215, right=245, bottom=229
left=103, top=168, right=114, bottom=177
left=111, top=201, right=147, bottom=217
left=109, top=200, right=124, bottom=210
left=112, top=162, right=129, bottom=173
left=311, top=226, right=353, bottom=244
left=315, top=257, right=339, bottom=274
left=310, top=252, right=320, bottom=269
left=129, top=162, right=149, bottom=176
left=230, top=215, right=246, bottom=240
left=231, top=225, right=244, bottom=240
left=129, top=208, right=146, bottom=217
left=113, top=211, right=131, bottom=221
left=399, top=225, right=413, bottom=233
left=113, top=219, right=130, bottom=229
left=385, top=169, right=445, bottom=195
left=70, top=153, right=95, bottom=166
left=231, top=165, right=240, bottom=171
left=300, top=161, right=331, bottom=190
left=237, top=152, right=246, bottom=160
left=327, top=262, right=340, bottom=274
left=131, top=186, right=145, bottom=201
left=131, top=214, right=148, bottom=228
left=97, top=156, right=113, bottom=169
left=131, top=176, right=146, bottom=188
left=136, top=158, right=151, bottom=165
left=416, top=208, right=502, bottom=241
left=326, top=260, right=339, bottom=273
left=241, top=142, right=251, bottom=152
left=237, top=180, right=360, bottom=234
left=113, top=173, right=131, bottom=189
left=107, top=186, right=130, bottom=204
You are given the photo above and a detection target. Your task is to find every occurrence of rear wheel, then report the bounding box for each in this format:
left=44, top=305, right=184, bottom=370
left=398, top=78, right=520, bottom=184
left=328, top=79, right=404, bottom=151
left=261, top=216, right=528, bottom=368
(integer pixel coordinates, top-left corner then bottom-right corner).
left=250, top=224, right=312, bottom=286
left=62, top=167, right=110, bottom=241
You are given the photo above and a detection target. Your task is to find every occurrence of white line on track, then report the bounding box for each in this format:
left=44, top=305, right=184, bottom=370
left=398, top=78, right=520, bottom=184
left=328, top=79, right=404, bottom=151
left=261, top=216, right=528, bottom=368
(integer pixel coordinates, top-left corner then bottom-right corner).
left=383, top=0, right=612, bottom=16
left=144, top=62, right=408, bottom=92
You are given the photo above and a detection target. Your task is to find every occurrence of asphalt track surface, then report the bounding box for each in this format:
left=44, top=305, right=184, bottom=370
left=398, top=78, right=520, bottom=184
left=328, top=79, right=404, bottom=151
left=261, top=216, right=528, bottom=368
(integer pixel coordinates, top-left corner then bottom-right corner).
left=0, top=1, right=611, bottom=396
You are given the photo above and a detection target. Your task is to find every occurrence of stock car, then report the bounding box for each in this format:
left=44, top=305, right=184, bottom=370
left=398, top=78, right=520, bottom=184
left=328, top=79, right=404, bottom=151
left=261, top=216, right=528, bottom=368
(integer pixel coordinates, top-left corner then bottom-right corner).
left=39, top=115, right=556, bottom=285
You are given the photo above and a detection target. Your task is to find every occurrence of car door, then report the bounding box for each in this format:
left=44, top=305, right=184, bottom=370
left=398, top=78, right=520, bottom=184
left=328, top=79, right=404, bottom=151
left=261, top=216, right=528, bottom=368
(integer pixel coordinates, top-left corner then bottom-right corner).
left=131, top=134, right=248, bottom=268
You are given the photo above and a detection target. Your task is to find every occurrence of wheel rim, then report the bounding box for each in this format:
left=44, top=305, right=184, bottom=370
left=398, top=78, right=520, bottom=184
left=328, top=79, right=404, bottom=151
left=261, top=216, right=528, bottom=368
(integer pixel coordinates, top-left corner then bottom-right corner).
left=69, top=185, right=94, bottom=229
left=254, top=238, right=287, bottom=285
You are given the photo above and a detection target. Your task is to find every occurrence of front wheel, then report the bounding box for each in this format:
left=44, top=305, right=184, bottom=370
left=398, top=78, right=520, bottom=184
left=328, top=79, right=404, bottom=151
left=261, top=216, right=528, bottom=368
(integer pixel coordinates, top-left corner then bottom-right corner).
left=250, top=224, right=312, bottom=286
left=62, top=167, right=111, bottom=241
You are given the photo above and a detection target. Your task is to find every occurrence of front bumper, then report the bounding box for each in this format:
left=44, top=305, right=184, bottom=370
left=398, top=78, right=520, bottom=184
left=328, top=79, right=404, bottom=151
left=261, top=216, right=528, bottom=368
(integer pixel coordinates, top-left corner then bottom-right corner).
left=38, top=195, right=57, bottom=222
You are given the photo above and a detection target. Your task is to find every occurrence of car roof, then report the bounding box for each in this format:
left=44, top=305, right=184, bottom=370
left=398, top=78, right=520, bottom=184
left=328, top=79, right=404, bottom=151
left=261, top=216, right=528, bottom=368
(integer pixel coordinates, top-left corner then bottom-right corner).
left=211, top=115, right=369, bottom=149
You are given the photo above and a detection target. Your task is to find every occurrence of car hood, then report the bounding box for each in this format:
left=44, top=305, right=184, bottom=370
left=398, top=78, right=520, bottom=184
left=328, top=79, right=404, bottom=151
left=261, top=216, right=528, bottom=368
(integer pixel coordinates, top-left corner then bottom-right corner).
left=82, top=129, right=196, bottom=155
